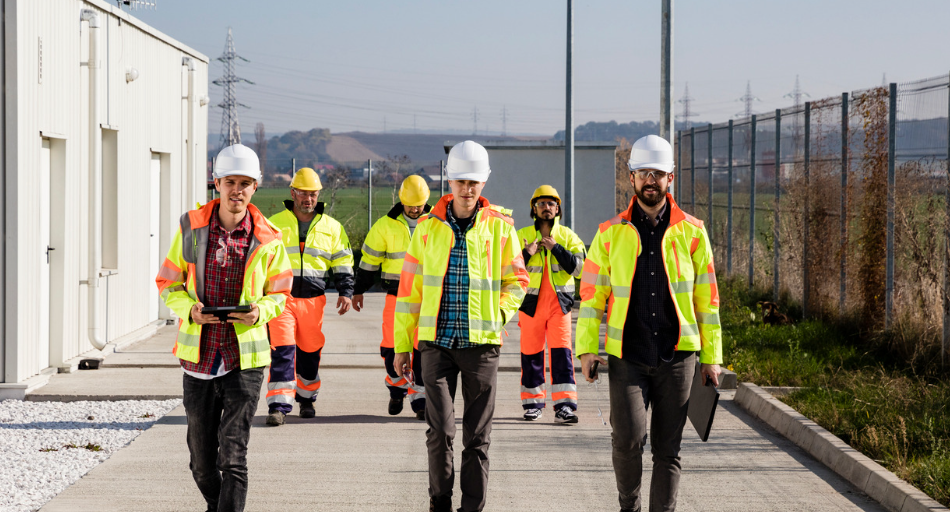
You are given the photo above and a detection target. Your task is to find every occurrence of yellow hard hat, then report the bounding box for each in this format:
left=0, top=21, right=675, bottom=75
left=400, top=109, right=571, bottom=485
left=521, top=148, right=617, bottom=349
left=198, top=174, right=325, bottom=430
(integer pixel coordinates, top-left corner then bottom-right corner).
left=530, top=184, right=561, bottom=211
left=399, top=175, right=430, bottom=207
left=290, top=167, right=322, bottom=191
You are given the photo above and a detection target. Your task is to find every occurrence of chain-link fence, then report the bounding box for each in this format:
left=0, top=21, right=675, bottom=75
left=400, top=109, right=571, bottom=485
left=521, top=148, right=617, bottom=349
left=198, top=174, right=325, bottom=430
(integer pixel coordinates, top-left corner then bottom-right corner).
left=677, top=74, right=950, bottom=365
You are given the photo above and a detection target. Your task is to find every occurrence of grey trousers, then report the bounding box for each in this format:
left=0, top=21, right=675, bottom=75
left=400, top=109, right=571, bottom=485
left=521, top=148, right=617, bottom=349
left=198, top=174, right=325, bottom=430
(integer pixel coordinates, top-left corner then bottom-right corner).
left=608, top=352, right=695, bottom=512
left=420, top=341, right=501, bottom=512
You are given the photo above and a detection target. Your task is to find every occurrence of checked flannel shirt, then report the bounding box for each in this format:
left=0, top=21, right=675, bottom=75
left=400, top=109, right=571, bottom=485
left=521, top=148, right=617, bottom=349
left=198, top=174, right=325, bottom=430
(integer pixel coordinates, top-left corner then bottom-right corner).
left=431, top=201, right=482, bottom=350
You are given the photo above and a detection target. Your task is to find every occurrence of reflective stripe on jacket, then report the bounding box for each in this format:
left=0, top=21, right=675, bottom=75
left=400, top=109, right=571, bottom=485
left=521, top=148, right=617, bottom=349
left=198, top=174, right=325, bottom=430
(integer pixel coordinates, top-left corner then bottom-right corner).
left=576, top=195, right=722, bottom=365
left=269, top=200, right=355, bottom=298
left=516, top=219, right=585, bottom=316
left=155, top=199, right=293, bottom=370
left=356, top=203, right=431, bottom=295
left=394, top=195, right=529, bottom=353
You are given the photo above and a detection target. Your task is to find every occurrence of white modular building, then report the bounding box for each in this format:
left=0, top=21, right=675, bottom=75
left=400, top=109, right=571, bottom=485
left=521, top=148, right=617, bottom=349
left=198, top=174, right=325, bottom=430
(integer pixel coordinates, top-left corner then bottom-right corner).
left=0, top=0, right=209, bottom=396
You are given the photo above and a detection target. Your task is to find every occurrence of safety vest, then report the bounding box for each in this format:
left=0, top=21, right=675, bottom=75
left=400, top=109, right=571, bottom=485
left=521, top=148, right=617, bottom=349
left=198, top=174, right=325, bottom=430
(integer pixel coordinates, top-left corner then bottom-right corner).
left=394, top=195, right=529, bottom=353
left=155, top=199, right=293, bottom=370
left=358, top=203, right=430, bottom=294
left=516, top=219, right=586, bottom=316
left=576, top=195, right=722, bottom=365
left=269, top=200, right=354, bottom=298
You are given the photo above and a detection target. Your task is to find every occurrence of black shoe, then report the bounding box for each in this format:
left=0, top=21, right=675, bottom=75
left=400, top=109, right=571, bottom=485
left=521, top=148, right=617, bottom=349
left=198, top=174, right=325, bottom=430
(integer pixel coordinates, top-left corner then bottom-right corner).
left=388, top=397, right=405, bottom=416
left=265, top=410, right=285, bottom=426
left=299, top=402, right=315, bottom=419
left=415, top=409, right=426, bottom=421
left=429, top=495, right=451, bottom=512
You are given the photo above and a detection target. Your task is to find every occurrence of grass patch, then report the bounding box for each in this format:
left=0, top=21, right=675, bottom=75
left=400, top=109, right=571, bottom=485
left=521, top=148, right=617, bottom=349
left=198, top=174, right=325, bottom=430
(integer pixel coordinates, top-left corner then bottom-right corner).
left=721, top=277, right=950, bottom=506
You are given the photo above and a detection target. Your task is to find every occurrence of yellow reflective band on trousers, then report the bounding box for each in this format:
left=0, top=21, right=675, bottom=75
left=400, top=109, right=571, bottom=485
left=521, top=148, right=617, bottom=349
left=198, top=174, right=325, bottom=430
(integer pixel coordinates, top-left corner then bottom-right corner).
left=393, top=196, right=529, bottom=353
left=156, top=200, right=293, bottom=371
left=576, top=196, right=723, bottom=365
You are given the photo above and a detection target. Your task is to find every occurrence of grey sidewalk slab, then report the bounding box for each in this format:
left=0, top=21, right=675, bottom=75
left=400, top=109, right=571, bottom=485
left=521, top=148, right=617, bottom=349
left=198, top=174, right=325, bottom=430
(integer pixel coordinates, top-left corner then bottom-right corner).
left=35, top=292, right=884, bottom=511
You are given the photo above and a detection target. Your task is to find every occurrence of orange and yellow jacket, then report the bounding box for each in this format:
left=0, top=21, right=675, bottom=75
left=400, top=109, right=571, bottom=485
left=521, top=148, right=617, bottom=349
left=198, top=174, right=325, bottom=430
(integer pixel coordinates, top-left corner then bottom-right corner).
left=155, top=199, right=293, bottom=369
left=576, top=195, right=722, bottom=365
left=394, top=195, right=530, bottom=353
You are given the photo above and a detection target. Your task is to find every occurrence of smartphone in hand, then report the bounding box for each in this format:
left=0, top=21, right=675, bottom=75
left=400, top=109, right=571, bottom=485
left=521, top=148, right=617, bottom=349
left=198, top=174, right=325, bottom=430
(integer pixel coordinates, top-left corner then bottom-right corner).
left=589, top=360, right=600, bottom=381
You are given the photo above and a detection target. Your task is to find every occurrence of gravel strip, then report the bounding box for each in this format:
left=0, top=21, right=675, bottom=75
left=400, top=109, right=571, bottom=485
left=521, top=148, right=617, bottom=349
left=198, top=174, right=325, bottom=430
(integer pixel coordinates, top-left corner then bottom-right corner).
left=0, top=398, right=181, bottom=512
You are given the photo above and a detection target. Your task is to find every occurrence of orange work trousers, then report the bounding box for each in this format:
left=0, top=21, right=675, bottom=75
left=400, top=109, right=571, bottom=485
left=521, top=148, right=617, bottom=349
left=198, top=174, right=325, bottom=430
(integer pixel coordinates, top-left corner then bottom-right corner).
left=518, top=285, right=577, bottom=412
left=267, top=295, right=327, bottom=405
left=379, top=294, right=425, bottom=412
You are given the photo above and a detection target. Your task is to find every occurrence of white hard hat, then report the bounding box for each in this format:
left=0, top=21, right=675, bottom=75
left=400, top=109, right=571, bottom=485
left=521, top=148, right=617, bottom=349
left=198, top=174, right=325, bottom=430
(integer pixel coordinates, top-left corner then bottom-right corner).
left=628, top=134, right=675, bottom=174
left=446, top=140, right=491, bottom=181
left=213, top=144, right=262, bottom=182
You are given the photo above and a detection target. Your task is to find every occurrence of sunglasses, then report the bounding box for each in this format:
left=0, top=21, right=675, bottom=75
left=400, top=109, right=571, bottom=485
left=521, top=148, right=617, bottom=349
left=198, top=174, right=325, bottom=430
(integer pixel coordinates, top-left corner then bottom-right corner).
left=215, top=235, right=231, bottom=267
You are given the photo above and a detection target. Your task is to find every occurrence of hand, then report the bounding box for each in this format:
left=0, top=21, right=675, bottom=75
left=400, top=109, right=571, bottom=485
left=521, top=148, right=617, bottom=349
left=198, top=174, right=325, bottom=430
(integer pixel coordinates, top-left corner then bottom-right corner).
left=352, top=294, right=364, bottom=312
left=580, top=353, right=608, bottom=383
left=524, top=239, right=539, bottom=256
left=190, top=302, right=221, bottom=325
left=393, top=352, right=411, bottom=378
left=700, top=363, right=721, bottom=387
left=337, top=296, right=352, bottom=315
left=540, top=236, right=556, bottom=251
left=227, top=303, right=260, bottom=326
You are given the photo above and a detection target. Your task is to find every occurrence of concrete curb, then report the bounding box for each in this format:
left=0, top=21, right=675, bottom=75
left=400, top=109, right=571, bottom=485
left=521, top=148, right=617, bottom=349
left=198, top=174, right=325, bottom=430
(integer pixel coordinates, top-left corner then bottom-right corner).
left=735, top=382, right=947, bottom=512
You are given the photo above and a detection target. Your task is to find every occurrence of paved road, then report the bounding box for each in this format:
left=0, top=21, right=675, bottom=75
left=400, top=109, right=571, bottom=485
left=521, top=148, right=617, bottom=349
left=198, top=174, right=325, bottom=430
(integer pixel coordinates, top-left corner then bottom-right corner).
left=38, top=293, right=885, bottom=512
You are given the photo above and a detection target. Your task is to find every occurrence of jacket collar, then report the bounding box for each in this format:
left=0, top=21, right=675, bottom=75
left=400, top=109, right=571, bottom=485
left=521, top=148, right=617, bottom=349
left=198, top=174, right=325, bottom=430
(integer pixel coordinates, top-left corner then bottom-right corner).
left=622, top=194, right=686, bottom=227
left=189, top=199, right=280, bottom=245
left=429, top=194, right=490, bottom=223
left=387, top=202, right=432, bottom=220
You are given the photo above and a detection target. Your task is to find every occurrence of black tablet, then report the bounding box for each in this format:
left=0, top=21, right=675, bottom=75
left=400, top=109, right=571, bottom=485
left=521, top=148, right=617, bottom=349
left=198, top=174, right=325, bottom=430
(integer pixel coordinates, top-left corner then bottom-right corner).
left=202, top=305, right=252, bottom=319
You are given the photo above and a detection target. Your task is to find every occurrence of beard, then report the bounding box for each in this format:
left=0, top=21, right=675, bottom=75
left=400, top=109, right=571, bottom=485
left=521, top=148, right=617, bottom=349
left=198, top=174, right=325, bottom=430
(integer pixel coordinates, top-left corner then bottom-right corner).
left=405, top=209, right=423, bottom=220
left=295, top=202, right=316, bottom=214
left=635, top=182, right=668, bottom=207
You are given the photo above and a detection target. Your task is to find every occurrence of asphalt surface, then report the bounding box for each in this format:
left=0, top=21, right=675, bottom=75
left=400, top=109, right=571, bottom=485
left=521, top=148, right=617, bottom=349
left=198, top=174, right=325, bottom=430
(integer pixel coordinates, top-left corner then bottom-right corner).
left=37, top=293, right=887, bottom=512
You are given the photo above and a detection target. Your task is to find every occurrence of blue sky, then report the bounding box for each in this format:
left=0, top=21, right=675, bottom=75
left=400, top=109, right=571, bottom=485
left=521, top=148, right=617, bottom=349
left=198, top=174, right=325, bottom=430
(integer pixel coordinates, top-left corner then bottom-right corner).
left=130, top=0, right=950, bottom=137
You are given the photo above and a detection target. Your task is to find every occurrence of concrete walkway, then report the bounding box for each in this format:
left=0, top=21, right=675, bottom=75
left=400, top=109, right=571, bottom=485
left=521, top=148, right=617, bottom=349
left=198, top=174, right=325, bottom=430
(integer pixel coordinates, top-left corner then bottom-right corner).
left=36, top=293, right=886, bottom=512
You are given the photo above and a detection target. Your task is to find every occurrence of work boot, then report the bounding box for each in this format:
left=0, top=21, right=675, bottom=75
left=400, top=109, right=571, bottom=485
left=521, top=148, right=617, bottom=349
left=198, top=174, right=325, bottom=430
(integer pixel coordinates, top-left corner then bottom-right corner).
left=554, top=407, right=578, bottom=424
left=428, top=495, right=451, bottom=512
left=415, top=409, right=426, bottom=421
left=523, top=408, right=543, bottom=421
left=299, top=401, right=316, bottom=419
left=265, top=410, right=285, bottom=426
left=388, top=396, right=404, bottom=416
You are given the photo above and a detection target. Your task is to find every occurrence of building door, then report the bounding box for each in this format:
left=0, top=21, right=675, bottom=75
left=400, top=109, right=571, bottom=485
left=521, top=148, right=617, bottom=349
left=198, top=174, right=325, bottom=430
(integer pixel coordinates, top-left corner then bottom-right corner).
left=149, top=153, right=161, bottom=323
left=39, top=139, right=51, bottom=367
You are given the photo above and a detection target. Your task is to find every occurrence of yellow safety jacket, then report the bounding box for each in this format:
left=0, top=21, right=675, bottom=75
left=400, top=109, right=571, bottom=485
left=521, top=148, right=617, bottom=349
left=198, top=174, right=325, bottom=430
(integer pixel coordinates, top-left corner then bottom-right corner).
left=269, top=200, right=355, bottom=298
left=355, top=203, right=431, bottom=296
left=516, top=219, right=586, bottom=316
left=576, top=195, right=722, bottom=365
left=394, top=195, right=529, bottom=353
left=155, top=199, right=293, bottom=369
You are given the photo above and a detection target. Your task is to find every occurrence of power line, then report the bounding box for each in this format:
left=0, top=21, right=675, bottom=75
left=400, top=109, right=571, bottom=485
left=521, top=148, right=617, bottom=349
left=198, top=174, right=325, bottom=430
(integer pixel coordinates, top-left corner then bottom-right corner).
left=212, top=27, right=253, bottom=150
left=736, top=80, right=759, bottom=118
left=677, top=82, right=699, bottom=129
left=472, top=106, right=479, bottom=136
left=501, top=106, right=508, bottom=137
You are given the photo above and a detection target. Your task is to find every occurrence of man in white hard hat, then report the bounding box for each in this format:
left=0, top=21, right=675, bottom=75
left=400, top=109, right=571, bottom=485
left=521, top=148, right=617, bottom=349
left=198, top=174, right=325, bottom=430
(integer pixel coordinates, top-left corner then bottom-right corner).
left=156, top=144, right=292, bottom=512
left=576, top=134, right=722, bottom=512
left=353, top=175, right=432, bottom=419
left=393, top=140, right=529, bottom=512
left=265, top=167, right=355, bottom=426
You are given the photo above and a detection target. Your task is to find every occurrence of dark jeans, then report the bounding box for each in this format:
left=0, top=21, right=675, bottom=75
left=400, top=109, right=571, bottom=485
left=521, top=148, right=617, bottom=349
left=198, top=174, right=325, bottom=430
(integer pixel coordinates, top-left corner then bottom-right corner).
left=182, top=367, right=265, bottom=512
left=420, top=341, right=500, bottom=512
left=608, top=352, right=695, bottom=512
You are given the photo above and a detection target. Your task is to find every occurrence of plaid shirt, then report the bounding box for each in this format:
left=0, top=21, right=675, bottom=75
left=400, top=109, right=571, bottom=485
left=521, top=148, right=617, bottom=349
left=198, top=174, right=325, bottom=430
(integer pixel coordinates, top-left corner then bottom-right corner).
left=432, top=201, right=481, bottom=350
left=180, top=206, right=253, bottom=375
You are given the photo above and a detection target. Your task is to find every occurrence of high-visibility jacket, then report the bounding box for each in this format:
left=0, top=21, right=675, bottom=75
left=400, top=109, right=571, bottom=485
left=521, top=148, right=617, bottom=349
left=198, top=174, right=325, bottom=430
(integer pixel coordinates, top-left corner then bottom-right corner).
left=394, top=195, right=530, bottom=353
left=355, top=203, right=431, bottom=296
left=155, top=199, right=293, bottom=369
left=576, top=195, right=722, bottom=365
left=269, top=200, right=355, bottom=298
left=516, top=219, right=586, bottom=316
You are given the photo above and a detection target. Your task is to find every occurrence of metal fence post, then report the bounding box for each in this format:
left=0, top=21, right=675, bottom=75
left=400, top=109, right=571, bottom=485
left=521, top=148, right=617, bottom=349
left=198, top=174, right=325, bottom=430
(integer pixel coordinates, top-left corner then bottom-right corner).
left=727, top=120, right=734, bottom=274
left=440, top=159, right=445, bottom=198
left=368, top=159, right=373, bottom=231
left=690, top=126, right=696, bottom=210
left=774, top=109, right=781, bottom=302
left=707, top=124, right=713, bottom=236
left=749, top=115, right=757, bottom=287
left=885, top=83, right=897, bottom=329
left=803, top=102, right=811, bottom=319
left=676, top=130, right=682, bottom=200
left=841, top=93, right=849, bottom=313
left=945, top=75, right=950, bottom=366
